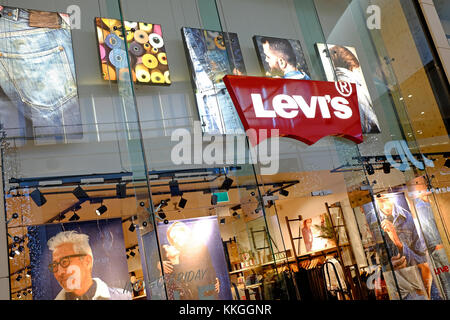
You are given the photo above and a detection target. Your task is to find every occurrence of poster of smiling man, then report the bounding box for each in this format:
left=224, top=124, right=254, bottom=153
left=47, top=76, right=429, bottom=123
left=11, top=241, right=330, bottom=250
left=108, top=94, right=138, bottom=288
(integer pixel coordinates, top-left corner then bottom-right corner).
left=27, top=218, right=131, bottom=300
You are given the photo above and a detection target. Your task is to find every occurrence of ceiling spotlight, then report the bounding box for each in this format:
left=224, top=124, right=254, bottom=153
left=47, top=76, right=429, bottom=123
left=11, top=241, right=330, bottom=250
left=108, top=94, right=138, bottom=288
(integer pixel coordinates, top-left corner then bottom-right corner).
left=129, top=223, right=135, bottom=232
left=383, top=162, right=391, bottom=174
left=18, top=245, right=24, bottom=253
left=96, top=205, right=107, bottom=216
left=17, top=293, right=21, bottom=299
left=30, top=189, right=47, bottom=207
left=232, top=212, right=238, bottom=217
left=178, top=197, right=187, bottom=209
left=9, top=250, right=15, bottom=259
left=16, top=275, right=22, bottom=282
left=129, top=250, right=136, bottom=257
left=28, top=289, right=32, bottom=294
left=220, top=218, right=226, bottom=224
left=14, top=247, right=20, bottom=255
left=445, top=158, right=450, bottom=168
left=126, top=254, right=129, bottom=259
left=23, top=292, right=27, bottom=297
left=69, top=212, right=80, bottom=221
left=116, top=184, right=127, bottom=199
left=279, top=189, right=289, bottom=197
left=72, top=186, right=89, bottom=201
left=231, top=204, right=241, bottom=211
left=220, top=177, right=234, bottom=191
left=26, top=270, right=31, bottom=278
left=211, top=194, right=218, bottom=206
left=365, top=164, right=375, bottom=175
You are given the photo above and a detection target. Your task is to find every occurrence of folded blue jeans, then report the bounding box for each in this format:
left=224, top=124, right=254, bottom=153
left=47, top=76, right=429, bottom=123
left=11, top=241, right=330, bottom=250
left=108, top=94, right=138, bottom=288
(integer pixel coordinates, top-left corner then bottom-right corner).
left=0, top=6, right=82, bottom=143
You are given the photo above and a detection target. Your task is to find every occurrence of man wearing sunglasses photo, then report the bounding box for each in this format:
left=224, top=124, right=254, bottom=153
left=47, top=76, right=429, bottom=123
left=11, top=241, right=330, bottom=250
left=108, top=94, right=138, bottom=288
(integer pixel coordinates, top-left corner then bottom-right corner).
left=47, top=231, right=131, bottom=300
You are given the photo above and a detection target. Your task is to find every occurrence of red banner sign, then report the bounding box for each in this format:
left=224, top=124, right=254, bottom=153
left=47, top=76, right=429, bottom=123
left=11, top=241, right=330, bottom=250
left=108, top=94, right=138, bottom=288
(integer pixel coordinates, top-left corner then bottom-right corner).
left=223, top=75, right=363, bottom=146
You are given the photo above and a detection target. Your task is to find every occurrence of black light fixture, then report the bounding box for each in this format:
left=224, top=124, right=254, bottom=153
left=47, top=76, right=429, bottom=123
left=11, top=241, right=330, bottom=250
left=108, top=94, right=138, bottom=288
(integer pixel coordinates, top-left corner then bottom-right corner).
left=158, top=210, right=167, bottom=220
left=9, top=250, right=15, bottom=259
left=220, top=218, right=226, bottom=224
left=30, top=189, right=47, bottom=207
left=445, top=158, right=450, bottom=168
left=178, top=197, right=187, bottom=209
left=18, top=245, right=25, bottom=253
left=72, top=186, right=89, bottom=201
left=23, top=292, right=27, bottom=297
left=69, top=212, right=80, bottom=221
left=129, top=223, right=135, bottom=232
left=365, top=164, right=375, bottom=175
left=169, top=180, right=182, bottom=196
left=232, top=212, right=238, bottom=217
left=16, top=293, right=21, bottom=299
left=126, top=254, right=129, bottom=259
left=96, top=205, right=107, bottom=216
left=220, top=177, right=234, bottom=191
left=279, top=189, right=289, bottom=197
left=116, top=183, right=127, bottom=199
left=211, top=194, right=218, bottom=206
left=16, top=275, right=22, bottom=282
left=129, top=250, right=136, bottom=257
left=26, top=270, right=31, bottom=278
left=28, top=289, right=32, bottom=294
left=383, top=162, right=391, bottom=174
left=231, top=204, right=241, bottom=211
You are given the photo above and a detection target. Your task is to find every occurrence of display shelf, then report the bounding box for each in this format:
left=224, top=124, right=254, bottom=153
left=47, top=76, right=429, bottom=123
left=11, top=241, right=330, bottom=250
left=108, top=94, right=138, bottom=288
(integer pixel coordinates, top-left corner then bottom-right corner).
left=229, top=257, right=296, bottom=275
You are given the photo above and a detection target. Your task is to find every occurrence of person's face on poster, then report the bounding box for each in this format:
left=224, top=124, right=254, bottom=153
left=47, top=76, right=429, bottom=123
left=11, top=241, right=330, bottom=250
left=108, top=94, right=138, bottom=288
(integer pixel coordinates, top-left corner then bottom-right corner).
left=50, top=243, right=92, bottom=295
left=169, top=225, right=190, bottom=249
left=376, top=197, right=394, bottom=216
left=262, top=42, right=284, bottom=75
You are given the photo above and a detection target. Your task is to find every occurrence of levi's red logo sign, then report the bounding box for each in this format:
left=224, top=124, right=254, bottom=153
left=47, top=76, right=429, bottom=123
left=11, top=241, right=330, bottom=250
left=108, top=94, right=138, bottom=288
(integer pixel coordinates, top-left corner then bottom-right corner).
left=223, top=75, right=363, bottom=146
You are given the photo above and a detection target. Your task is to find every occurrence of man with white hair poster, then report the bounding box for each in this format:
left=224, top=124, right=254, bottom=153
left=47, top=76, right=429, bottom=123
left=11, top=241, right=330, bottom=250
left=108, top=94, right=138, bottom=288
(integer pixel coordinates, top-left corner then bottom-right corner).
left=27, top=219, right=131, bottom=300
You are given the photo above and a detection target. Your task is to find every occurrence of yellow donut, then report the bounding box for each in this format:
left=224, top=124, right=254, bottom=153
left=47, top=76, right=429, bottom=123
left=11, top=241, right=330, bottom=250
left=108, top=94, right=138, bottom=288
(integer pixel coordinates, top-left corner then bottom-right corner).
left=157, top=52, right=167, bottom=65
left=113, top=27, right=125, bottom=40
left=125, top=30, right=134, bottom=42
left=102, top=18, right=121, bottom=30
left=139, top=22, right=153, bottom=33
left=134, top=30, right=149, bottom=44
left=142, top=54, right=158, bottom=69
left=164, top=70, right=171, bottom=84
left=151, top=47, right=158, bottom=54
left=151, top=69, right=165, bottom=83
left=102, top=63, right=116, bottom=81
left=143, top=43, right=152, bottom=51
left=136, top=64, right=150, bottom=83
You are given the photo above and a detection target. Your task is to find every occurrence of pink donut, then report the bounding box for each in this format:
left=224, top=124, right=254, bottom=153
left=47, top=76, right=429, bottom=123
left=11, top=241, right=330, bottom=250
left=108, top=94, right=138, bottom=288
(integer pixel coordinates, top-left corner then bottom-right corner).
left=99, top=44, right=106, bottom=61
left=153, top=24, right=162, bottom=36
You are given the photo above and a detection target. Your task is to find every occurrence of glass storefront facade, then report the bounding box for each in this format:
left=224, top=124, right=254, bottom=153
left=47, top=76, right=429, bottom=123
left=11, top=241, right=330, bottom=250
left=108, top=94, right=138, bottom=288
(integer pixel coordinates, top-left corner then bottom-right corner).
left=1, top=0, right=449, bottom=301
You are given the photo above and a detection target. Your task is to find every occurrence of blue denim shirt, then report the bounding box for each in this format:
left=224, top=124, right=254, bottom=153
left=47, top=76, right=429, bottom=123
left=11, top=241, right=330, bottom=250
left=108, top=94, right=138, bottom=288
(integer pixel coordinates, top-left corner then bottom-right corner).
left=414, top=199, right=442, bottom=250
left=284, top=70, right=311, bottom=80
left=379, top=204, right=427, bottom=266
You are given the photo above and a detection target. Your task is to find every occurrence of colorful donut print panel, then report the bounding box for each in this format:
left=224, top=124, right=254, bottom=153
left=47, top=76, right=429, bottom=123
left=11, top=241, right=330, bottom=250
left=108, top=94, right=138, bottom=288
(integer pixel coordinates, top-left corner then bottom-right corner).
left=95, top=18, right=170, bottom=85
